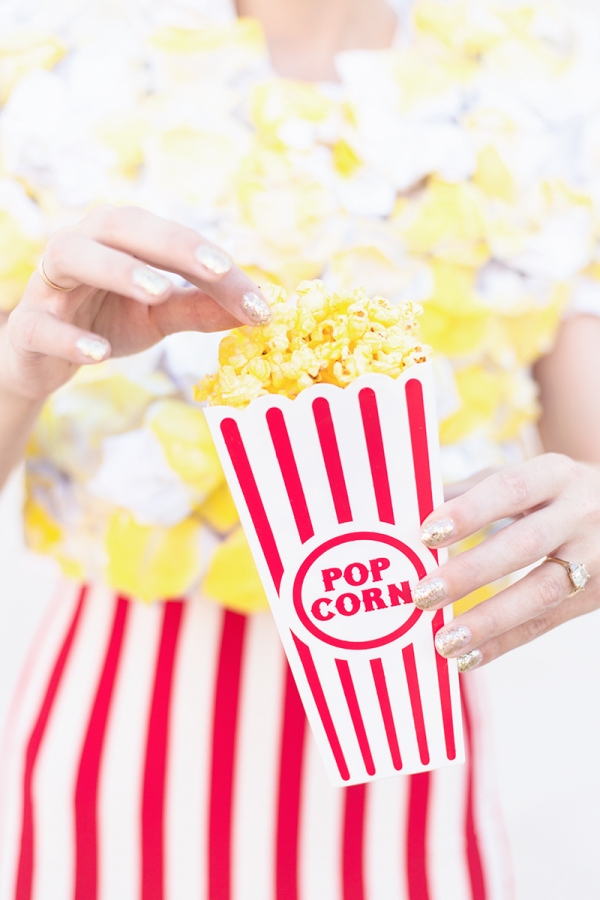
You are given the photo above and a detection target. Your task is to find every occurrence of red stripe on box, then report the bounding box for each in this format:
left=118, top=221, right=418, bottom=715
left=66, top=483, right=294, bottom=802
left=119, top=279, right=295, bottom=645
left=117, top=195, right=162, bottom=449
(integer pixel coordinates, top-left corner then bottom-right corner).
left=336, top=659, right=376, bottom=777
left=208, top=611, right=247, bottom=900
left=432, top=611, right=457, bottom=761
left=266, top=408, right=314, bottom=544
left=276, top=665, right=307, bottom=900
left=16, top=586, right=87, bottom=900
left=141, top=601, right=184, bottom=900
left=406, top=773, right=431, bottom=900
left=291, top=633, right=350, bottom=782
left=402, top=644, right=430, bottom=766
left=405, top=378, right=438, bottom=562
left=312, top=397, right=353, bottom=524
left=358, top=388, right=395, bottom=525
left=370, top=658, right=402, bottom=770
left=221, top=418, right=284, bottom=593
left=75, top=596, right=129, bottom=900
left=462, top=684, right=488, bottom=900
left=342, top=784, right=367, bottom=900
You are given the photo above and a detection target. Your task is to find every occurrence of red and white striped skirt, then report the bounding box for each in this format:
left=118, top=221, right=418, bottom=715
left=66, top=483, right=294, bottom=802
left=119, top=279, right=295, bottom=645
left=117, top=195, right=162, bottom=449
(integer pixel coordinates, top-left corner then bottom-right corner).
left=0, top=581, right=513, bottom=900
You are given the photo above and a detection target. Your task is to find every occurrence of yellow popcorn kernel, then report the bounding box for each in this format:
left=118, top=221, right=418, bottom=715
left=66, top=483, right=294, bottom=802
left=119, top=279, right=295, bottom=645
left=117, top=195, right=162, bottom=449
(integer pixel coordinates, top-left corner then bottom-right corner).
left=105, top=510, right=200, bottom=603
left=0, top=32, right=66, bottom=104
left=473, top=145, right=515, bottom=202
left=147, top=399, right=224, bottom=502
left=0, top=209, right=44, bottom=312
left=97, top=115, right=146, bottom=180
left=250, top=79, right=334, bottom=135
left=198, top=483, right=240, bottom=534
left=24, top=497, right=62, bottom=552
left=419, top=261, right=488, bottom=358
left=439, top=365, right=504, bottom=445
left=151, top=18, right=264, bottom=56
left=401, top=179, right=489, bottom=267
left=197, top=281, right=429, bottom=407
left=203, top=526, right=269, bottom=614
left=332, top=139, right=362, bottom=178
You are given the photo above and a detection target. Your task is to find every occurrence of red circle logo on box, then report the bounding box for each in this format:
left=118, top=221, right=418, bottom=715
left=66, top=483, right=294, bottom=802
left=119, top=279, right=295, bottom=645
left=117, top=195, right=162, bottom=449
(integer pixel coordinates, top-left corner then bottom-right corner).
left=293, top=531, right=427, bottom=650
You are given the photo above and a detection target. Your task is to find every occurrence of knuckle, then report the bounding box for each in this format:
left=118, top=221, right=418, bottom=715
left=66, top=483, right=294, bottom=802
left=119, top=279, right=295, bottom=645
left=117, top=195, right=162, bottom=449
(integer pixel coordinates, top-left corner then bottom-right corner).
left=535, top=572, right=565, bottom=611
left=160, top=222, right=186, bottom=258
left=547, top=452, right=577, bottom=482
left=521, top=612, right=553, bottom=644
left=452, top=553, right=480, bottom=589
left=497, top=468, right=532, bottom=509
left=16, top=309, right=41, bottom=351
left=86, top=203, right=137, bottom=239
left=510, top=519, right=546, bottom=560
left=44, top=230, right=73, bottom=274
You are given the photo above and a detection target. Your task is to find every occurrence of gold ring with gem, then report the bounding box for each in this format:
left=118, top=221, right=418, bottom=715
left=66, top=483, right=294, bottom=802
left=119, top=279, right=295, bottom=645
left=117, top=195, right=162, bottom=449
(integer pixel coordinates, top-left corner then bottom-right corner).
left=546, top=557, right=590, bottom=597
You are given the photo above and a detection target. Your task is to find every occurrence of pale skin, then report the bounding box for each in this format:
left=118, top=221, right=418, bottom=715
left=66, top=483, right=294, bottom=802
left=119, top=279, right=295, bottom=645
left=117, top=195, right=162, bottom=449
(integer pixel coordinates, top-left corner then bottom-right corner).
left=1, top=0, right=600, bottom=670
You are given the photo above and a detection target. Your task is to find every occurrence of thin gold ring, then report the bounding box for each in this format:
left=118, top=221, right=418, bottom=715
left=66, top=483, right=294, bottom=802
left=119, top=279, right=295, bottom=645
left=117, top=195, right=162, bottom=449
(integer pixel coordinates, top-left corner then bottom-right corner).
left=38, top=255, right=73, bottom=293
left=546, top=556, right=590, bottom=597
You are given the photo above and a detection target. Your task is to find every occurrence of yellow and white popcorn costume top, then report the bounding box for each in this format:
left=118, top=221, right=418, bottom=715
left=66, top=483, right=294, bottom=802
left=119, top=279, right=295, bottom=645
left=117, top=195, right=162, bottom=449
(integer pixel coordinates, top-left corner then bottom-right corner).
left=2, top=0, right=600, bottom=607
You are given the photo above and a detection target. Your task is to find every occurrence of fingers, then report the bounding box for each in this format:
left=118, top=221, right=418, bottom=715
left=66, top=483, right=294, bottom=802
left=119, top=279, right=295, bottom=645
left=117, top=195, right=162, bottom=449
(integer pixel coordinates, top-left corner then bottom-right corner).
left=421, top=455, right=576, bottom=549
left=9, top=307, right=111, bottom=365
left=443, top=468, right=499, bottom=502
left=77, top=205, right=271, bottom=326
left=147, top=288, right=244, bottom=336
left=412, top=505, right=569, bottom=611
left=452, top=586, right=600, bottom=669
left=41, top=232, right=174, bottom=305
left=432, top=560, right=571, bottom=660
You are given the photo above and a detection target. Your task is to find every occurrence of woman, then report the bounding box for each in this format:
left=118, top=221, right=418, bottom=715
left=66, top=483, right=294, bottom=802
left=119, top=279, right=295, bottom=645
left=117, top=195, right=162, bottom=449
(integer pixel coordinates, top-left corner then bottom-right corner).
left=1, top=0, right=600, bottom=897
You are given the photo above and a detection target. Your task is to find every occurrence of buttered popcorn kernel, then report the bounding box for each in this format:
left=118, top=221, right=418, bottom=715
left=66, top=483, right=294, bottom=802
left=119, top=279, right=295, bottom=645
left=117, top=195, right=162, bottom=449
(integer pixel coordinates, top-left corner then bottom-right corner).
left=195, top=281, right=429, bottom=407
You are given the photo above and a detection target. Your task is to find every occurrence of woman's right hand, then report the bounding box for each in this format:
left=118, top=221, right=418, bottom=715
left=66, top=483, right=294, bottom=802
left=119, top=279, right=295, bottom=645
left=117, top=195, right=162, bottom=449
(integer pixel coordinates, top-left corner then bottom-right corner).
left=0, top=204, right=271, bottom=401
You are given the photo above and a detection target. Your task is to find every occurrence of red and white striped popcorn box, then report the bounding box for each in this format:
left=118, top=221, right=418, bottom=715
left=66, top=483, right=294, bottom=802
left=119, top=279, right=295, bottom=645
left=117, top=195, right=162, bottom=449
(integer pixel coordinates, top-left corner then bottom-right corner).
left=204, top=362, right=464, bottom=786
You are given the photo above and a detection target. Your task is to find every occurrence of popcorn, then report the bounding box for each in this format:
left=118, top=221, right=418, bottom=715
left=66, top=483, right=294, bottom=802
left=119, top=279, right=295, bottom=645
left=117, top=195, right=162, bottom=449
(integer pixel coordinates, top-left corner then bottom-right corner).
left=195, top=280, right=430, bottom=407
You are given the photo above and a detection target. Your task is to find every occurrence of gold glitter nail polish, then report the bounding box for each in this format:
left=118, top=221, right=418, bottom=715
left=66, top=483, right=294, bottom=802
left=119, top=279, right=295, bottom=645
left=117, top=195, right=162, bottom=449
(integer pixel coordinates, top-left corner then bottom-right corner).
left=411, top=577, right=447, bottom=610
left=457, top=649, right=483, bottom=673
left=195, top=244, right=232, bottom=276
left=421, top=518, right=456, bottom=548
left=435, top=625, right=471, bottom=657
left=76, top=337, right=109, bottom=362
left=242, top=291, right=271, bottom=325
left=132, top=267, right=171, bottom=297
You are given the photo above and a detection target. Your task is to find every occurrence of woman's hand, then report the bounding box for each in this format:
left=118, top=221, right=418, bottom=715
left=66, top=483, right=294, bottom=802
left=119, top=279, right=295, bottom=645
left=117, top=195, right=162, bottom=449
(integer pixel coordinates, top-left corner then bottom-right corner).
left=411, top=453, right=600, bottom=670
left=0, top=204, right=271, bottom=401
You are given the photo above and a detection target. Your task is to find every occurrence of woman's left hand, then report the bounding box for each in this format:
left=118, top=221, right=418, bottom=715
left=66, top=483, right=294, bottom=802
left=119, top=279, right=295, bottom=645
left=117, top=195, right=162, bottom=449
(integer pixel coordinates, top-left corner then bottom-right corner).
left=412, top=453, right=600, bottom=670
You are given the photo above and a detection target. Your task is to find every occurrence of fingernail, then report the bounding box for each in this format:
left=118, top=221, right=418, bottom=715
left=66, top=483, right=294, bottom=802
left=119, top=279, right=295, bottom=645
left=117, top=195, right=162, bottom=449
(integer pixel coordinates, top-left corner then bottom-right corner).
left=421, top=518, right=456, bottom=548
left=242, top=291, right=271, bottom=325
left=76, top=337, right=110, bottom=362
left=457, top=649, right=483, bottom=673
left=412, top=577, right=447, bottom=610
left=132, top=267, right=171, bottom=297
left=435, top=625, right=471, bottom=657
left=195, top=244, right=232, bottom=276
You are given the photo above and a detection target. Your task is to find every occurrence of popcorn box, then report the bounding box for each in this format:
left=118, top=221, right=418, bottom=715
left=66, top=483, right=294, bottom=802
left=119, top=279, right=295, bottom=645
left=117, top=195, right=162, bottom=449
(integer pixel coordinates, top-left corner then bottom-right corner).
left=204, top=362, right=464, bottom=786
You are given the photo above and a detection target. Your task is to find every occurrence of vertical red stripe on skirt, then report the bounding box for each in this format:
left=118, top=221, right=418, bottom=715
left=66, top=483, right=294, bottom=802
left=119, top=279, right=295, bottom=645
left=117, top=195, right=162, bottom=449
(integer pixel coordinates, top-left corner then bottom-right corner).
left=15, top=586, right=87, bottom=900
left=462, top=684, right=487, bottom=900
left=141, top=601, right=184, bottom=900
left=406, top=773, right=431, bottom=900
left=75, top=596, right=129, bottom=900
left=275, top=665, right=306, bottom=900
left=342, top=784, right=367, bottom=900
left=208, top=610, right=247, bottom=900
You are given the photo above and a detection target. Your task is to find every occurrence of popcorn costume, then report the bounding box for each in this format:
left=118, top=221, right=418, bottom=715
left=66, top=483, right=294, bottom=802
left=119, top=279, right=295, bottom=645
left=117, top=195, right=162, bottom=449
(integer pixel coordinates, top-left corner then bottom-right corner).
left=2, top=0, right=600, bottom=896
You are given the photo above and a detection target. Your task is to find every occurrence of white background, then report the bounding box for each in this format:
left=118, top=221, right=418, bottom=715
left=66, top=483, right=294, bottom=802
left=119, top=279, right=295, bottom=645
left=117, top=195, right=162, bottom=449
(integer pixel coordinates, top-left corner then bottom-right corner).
left=3, top=0, right=600, bottom=895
